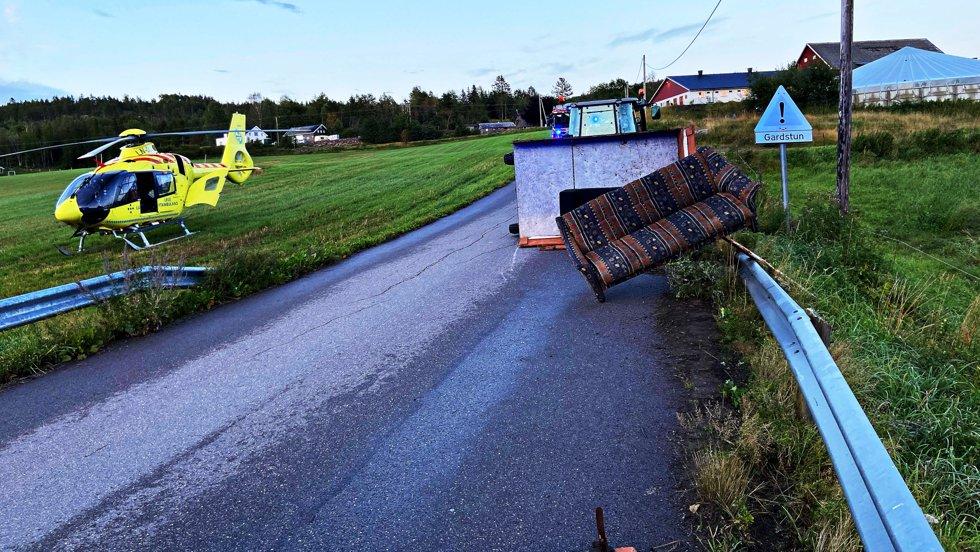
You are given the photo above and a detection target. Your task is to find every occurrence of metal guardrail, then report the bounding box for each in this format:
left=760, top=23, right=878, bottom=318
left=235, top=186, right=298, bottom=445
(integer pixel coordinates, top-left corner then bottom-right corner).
left=737, top=254, right=942, bottom=551
left=0, top=266, right=209, bottom=332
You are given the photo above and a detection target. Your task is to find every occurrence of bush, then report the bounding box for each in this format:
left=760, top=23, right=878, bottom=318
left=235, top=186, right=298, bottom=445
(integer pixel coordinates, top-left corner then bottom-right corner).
left=748, top=64, right=838, bottom=110
left=905, top=128, right=979, bottom=156
left=853, top=131, right=895, bottom=159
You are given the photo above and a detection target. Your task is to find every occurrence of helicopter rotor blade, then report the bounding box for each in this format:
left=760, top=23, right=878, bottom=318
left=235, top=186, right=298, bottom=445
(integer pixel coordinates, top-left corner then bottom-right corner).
left=0, top=127, right=301, bottom=161
left=145, top=128, right=295, bottom=137
left=77, top=136, right=137, bottom=160
left=0, top=136, right=120, bottom=160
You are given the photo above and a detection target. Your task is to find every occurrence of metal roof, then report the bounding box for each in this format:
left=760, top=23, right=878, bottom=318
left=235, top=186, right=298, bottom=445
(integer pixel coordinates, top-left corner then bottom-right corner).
left=667, top=71, right=778, bottom=91
left=285, top=124, right=326, bottom=135
left=807, top=39, right=942, bottom=68
left=853, top=47, right=980, bottom=90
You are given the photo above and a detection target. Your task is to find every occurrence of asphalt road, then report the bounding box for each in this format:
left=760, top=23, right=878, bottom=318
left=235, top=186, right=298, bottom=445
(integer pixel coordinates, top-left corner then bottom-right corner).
left=0, top=184, right=709, bottom=551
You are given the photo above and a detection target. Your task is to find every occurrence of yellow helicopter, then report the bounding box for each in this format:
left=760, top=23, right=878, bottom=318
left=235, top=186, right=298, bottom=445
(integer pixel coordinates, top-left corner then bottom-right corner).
left=0, top=113, right=273, bottom=254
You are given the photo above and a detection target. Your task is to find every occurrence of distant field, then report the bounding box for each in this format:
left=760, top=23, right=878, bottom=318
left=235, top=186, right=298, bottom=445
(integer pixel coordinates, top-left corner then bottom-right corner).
left=652, top=100, right=980, bottom=149
left=0, top=130, right=545, bottom=380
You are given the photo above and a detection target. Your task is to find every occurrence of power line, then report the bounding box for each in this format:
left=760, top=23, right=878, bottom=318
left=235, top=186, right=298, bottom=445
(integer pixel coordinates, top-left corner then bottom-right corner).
left=652, top=0, right=724, bottom=71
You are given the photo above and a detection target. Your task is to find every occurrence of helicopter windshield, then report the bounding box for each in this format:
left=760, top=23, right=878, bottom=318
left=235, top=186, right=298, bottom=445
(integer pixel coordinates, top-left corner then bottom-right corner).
left=74, top=171, right=139, bottom=210
left=56, top=172, right=93, bottom=208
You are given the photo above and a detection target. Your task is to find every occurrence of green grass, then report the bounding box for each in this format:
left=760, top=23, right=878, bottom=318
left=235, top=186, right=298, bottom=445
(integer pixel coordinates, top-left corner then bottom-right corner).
left=0, top=130, right=545, bottom=382
left=671, top=144, right=979, bottom=549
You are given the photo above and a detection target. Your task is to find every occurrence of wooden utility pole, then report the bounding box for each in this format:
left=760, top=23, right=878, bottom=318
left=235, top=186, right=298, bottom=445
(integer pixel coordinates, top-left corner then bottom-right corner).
left=642, top=54, right=648, bottom=100
left=836, top=0, right=853, bottom=215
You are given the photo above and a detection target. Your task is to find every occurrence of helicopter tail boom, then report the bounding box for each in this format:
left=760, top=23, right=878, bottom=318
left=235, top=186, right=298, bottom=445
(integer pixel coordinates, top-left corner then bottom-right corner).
left=221, top=112, right=254, bottom=184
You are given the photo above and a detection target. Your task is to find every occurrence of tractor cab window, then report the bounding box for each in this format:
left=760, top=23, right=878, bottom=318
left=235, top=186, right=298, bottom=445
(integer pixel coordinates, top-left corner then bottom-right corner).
left=154, top=172, right=176, bottom=197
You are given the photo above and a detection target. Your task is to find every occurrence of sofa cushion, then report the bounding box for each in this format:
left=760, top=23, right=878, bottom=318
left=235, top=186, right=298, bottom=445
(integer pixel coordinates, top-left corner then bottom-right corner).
left=582, top=193, right=755, bottom=287
left=559, top=147, right=722, bottom=256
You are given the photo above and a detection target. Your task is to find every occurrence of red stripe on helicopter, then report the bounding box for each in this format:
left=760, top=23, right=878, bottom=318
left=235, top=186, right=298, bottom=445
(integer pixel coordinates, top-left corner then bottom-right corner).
left=131, top=156, right=169, bottom=164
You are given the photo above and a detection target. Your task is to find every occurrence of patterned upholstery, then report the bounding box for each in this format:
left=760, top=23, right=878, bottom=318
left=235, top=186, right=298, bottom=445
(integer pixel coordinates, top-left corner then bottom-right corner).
left=556, top=147, right=760, bottom=302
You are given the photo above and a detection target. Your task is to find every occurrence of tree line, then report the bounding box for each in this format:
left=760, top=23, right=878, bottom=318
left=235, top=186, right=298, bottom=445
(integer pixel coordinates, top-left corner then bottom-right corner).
left=0, top=76, right=596, bottom=169
left=0, top=65, right=837, bottom=169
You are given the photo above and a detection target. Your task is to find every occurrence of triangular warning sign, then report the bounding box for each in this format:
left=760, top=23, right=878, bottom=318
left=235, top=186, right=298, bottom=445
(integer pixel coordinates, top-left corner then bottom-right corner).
left=755, top=86, right=812, bottom=144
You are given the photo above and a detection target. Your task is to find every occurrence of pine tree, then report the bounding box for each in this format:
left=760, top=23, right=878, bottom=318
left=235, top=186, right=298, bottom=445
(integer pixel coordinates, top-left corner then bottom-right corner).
left=552, top=78, right=573, bottom=98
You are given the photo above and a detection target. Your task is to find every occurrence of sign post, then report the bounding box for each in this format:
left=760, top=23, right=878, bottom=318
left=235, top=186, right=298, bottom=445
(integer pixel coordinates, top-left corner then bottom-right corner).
left=754, top=85, right=812, bottom=227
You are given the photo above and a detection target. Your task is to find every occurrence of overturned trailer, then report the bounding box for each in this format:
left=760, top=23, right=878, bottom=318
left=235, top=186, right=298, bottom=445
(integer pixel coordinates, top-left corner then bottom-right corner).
left=506, top=126, right=696, bottom=247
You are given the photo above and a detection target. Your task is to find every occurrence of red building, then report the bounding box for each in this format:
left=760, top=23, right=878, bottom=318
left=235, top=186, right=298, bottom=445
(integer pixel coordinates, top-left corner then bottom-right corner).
left=796, top=38, right=942, bottom=70
left=650, top=69, right=777, bottom=107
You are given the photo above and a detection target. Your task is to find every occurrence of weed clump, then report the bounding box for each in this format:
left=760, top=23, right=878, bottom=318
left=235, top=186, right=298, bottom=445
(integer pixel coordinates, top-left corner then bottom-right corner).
left=853, top=131, right=895, bottom=159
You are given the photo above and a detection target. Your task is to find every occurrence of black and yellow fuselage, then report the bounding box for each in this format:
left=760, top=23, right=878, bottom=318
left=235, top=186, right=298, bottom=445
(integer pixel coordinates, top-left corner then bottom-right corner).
left=54, top=113, right=254, bottom=232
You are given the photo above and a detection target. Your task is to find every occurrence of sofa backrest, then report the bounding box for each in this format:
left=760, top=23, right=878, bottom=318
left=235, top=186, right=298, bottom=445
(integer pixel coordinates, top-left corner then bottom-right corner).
left=559, top=147, right=730, bottom=255
left=700, top=147, right=760, bottom=208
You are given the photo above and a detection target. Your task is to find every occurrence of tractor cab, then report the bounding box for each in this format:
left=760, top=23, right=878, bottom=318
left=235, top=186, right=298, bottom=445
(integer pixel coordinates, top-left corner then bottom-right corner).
left=564, top=98, right=660, bottom=138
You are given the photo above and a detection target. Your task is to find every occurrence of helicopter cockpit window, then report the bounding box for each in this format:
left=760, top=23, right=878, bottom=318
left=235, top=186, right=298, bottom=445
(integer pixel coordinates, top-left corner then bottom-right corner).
left=74, top=171, right=138, bottom=210
left=57, top=172, right=92, bottom=208
left=115, top=174, right=138, bottom=205
left=154, top=172, right=176, bottom=197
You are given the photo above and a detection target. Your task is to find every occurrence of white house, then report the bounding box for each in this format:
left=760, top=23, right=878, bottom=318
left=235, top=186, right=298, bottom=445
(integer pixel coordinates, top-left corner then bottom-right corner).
left=285, top=124, right=331, bottom=144
left=650, top=69, right=778, bottom=107
left=215, top=126, right=269, bottom=146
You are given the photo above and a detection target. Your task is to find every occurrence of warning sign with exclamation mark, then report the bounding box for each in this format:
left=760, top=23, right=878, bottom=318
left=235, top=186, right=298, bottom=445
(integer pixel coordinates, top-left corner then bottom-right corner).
left=755, top=85, right=813, bottom=144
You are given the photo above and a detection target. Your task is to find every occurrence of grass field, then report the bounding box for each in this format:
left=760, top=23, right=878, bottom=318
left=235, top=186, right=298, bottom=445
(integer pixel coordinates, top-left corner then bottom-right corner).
left=668, top=140, right=979, bottom=549
left=0, top=130, right=545, bottom=381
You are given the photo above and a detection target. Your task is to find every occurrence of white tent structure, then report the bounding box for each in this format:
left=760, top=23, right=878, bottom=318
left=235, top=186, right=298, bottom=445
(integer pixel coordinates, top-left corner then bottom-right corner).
left=853, top=47, right=980, bottom=105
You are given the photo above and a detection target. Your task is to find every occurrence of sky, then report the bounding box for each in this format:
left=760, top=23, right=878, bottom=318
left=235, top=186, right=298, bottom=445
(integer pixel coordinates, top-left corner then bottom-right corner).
left=0, top=0, right=977, bottom=103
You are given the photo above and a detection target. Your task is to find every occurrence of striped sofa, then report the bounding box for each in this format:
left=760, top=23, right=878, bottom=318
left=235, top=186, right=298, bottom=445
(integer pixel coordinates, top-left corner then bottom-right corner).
left=555, top=146, right=760, bottom=302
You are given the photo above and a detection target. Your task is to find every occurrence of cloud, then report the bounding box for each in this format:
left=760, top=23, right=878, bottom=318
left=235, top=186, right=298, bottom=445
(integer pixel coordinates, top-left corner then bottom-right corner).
left=609, top=17, right=728, bottom=47
left=609, top=27, right=659, bottom=47
left=795, top=11, right=835, bottom=22
left=213, top=68, right=230, bottom=73
left=0, top=79, right=68, bottom=104
left=92, top=8, right=112, bottom=18
left=468, top=67, right=497, bottom=77
left=239, top=0, right=301, bottom=13
left=3, top=3, right=18, bottom=23
left=541, top=62, right=575, bottom=74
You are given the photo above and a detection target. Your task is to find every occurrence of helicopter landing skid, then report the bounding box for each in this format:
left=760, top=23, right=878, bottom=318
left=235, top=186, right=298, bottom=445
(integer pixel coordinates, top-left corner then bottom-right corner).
left=113, top=219, right=195, bottom=251
left=56, top=228, right=93, bottom=256
left=55, top=219, right=194, bottom=256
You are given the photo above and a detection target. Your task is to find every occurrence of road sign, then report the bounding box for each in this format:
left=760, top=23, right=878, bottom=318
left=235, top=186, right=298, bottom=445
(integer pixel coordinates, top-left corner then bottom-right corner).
left=755, top=86, right=812, bottom=144
left=754, top=86, right=813, bottom=229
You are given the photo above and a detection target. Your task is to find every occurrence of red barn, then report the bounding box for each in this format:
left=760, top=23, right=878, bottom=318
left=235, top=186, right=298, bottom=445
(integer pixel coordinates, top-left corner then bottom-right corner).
left=796, top=38, right=942, bottom=69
